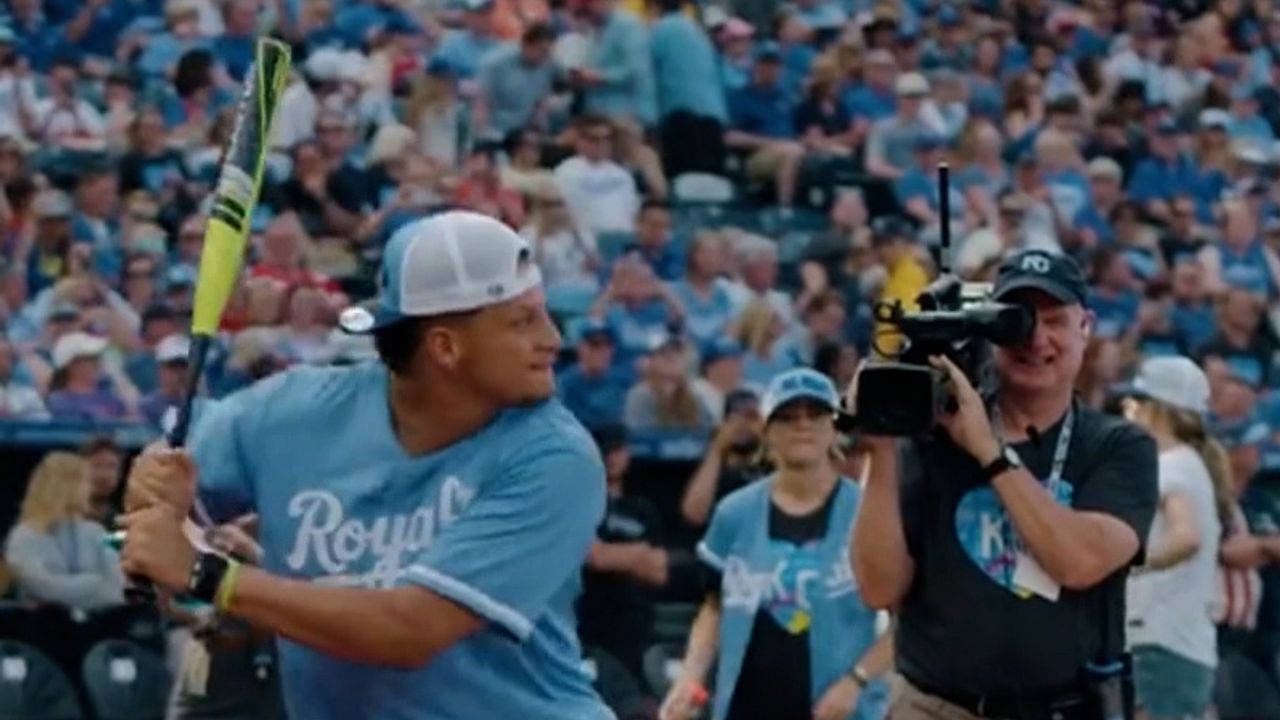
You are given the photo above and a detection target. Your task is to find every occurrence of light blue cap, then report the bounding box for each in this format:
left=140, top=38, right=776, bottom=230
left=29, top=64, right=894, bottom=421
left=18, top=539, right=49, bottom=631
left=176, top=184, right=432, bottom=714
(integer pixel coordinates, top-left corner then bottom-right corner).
left=761, top=368, right=840, bottom=421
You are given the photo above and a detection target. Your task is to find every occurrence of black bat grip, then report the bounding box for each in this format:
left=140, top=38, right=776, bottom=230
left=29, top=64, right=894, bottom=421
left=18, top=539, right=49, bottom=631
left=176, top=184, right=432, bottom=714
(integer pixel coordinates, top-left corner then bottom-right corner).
left=123, top=335, right=213, bottom=604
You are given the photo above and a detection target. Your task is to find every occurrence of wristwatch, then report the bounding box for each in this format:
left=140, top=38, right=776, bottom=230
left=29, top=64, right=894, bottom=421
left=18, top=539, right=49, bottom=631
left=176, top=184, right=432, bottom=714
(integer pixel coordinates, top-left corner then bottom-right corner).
left=187, top=551, right=231, bottom=604
left=980, top=444, right=1023, bottom=482
left=847, top=665, right=871, bottom=689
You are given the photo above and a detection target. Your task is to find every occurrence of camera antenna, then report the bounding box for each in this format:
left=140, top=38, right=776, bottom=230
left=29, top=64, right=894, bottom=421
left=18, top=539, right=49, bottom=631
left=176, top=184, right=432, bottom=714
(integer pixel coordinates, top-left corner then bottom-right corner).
left=937, top=161, right=952, bottom=275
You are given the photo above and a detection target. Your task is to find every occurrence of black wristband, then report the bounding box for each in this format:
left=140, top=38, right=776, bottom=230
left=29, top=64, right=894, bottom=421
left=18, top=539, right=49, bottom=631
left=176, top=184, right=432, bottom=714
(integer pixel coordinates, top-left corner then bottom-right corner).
left=187, top=551, right=230, bottom=603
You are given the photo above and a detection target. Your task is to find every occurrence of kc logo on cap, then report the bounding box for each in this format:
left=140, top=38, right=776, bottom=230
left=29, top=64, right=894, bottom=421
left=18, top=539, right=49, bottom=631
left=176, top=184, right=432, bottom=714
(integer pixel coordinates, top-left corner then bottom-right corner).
left=1020, top=253, right=1052, bottom=274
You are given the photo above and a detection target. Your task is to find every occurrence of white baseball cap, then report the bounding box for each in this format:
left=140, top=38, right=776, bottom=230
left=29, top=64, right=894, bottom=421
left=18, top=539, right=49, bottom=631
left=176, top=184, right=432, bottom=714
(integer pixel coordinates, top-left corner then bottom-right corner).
left=1127, top=356, right=1210, bottom=415
left=52, top=332, right=108, bottom=370
left=155, top=334, right=191, bottom=364
left=338, top=211, right=542, bottom=334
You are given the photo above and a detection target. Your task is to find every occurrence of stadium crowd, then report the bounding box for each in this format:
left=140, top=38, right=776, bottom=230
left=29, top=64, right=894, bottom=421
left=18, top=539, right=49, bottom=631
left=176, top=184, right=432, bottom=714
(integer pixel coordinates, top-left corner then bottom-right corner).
left=3, top=0, right=1280, bottom=717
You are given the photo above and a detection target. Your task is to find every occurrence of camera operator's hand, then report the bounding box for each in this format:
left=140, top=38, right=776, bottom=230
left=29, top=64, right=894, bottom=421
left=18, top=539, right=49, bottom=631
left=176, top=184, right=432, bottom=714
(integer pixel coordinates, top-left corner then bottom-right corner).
left=929, top=355, right=1000, bottom=466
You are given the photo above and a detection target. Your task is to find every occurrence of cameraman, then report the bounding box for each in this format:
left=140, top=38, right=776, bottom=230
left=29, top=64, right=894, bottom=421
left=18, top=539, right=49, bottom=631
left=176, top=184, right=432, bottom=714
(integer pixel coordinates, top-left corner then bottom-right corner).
left=850, top=250, right=1159, bottom=720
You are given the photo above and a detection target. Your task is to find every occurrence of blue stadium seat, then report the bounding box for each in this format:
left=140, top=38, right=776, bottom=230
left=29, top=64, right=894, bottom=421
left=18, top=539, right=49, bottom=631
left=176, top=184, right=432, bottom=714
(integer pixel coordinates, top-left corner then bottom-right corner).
left=80, top=639, right=171, bottom=720
left=672, top=173, right=736, bottom=204
left=0, top=640, right=84, bottom=720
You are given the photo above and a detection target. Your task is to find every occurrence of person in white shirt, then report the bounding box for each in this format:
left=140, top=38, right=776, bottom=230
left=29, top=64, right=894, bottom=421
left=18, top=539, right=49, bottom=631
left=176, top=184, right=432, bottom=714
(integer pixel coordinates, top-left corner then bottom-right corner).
left=30, top=58, right=106, bottom=150
left=1122, top=357, right=1234, bottom=720
left=724, top=234, right=794, bottom=327
left=553, top=113, right=640, bottom=234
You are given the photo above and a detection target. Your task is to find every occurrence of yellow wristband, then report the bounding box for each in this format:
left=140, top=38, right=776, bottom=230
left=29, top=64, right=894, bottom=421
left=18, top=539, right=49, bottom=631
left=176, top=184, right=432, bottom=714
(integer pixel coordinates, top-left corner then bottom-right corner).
left=215, top=559, right=242, bottom=613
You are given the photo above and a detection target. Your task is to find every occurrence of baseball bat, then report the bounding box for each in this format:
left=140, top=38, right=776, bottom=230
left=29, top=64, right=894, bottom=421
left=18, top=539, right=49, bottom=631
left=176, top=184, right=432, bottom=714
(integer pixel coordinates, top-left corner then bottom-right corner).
left=122, top=37, right=292, bottom=603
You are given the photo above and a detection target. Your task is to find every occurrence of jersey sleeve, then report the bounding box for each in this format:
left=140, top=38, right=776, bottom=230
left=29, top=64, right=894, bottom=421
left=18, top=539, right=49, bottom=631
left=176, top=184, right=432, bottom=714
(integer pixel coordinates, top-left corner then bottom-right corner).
left=1074, top=421, right=1159, bottom=563
left=402, top=426, right=607, bottom=642
left=189, top=371, right=292, bottom=522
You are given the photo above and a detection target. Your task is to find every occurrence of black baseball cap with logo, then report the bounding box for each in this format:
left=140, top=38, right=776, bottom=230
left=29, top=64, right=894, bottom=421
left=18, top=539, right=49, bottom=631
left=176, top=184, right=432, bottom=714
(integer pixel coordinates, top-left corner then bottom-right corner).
left=992, top=249, right=1088, bottom=306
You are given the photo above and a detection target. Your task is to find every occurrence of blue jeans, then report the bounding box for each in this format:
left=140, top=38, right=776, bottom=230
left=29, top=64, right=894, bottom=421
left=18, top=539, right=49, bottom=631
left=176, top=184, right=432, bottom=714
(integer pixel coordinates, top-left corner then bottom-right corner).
left=1132, top=644, right=1214, bottom=720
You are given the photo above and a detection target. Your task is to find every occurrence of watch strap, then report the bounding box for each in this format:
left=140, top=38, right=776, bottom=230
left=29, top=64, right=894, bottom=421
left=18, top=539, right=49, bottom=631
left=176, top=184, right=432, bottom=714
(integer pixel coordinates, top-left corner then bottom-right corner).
left=848, top=664, right=870, bottom=689
left=188, top=552, right=230, bottom=604
left=980, top=451, right=1013, bottom=482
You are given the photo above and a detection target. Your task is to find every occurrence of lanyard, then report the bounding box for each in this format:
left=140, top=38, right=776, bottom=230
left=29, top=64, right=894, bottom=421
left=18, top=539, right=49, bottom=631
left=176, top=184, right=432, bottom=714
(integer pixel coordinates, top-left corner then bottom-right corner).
left=993, top=402, right=1075, bottom=495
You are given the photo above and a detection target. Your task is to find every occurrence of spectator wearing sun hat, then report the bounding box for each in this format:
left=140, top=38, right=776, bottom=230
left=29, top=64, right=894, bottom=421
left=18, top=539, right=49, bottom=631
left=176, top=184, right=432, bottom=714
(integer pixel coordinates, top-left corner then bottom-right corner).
left=45, top=331, right=131, bottom=423
left=865, top=71, right=939, bottom=181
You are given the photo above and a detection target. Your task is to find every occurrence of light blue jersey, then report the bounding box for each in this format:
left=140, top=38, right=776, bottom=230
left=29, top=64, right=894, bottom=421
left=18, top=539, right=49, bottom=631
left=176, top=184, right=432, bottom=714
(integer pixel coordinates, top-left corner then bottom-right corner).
left=188, top=362, right=613, bottom=720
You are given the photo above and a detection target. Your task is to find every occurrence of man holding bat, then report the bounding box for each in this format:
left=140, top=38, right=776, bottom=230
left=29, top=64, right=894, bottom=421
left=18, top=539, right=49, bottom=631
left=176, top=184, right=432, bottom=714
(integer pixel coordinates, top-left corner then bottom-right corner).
left=118, top=211, right=615, bottom=719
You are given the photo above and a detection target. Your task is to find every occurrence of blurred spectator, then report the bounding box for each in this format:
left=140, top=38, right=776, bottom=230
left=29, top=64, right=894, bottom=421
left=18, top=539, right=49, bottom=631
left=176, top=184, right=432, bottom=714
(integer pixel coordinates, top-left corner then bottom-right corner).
left=670, top=231, right=734, bottom=351
left=574, top=0, right=655, bottom=126
left=787, top=289, right=846, bottom=367
left=554, top=113, right=641, bottom=234
left=690, top=335, right=747, bottom=424
left=453, top=145, right=526, bottom=226
left=578, top=423, right=668, bottom=679
left=1200, top=198, right=1280, bottom=300
left=29, top=56, right=107, bottom=151
left=558, top=317, right=629, bottom=429
left=724, top=235, right=792, bottom=324
left=3, top=451, right=124, bottom=610
left=650, top=0, right=727, bottom=177
left=590, top=255, right=684, bottom=372
left=726, top=44, right=804, bottom=208
left=500, top=127, right=555, bottom=196
left=864, top=71, right=939, bottom=181
left=0, top=335, right=47, bottom=418
left=137, top=1, right=210, bottom=79
left=624, top=332, right=714, bottom=432
left=434, top=0, right=503, bottom=81
left=869, top=216, right=927, bottom=357
left=627, top=201, right=679, bottom=281
left=523, top=181, right=601, bottom=293
left=680, top=387, right=766, bottom=527
left=1198, top=288, right=1275, bottom=390
left=139, top=333, right=188, bottom=428
left=475, top=23, right=559, bottom=140
left=80, top=434, right=122, bottom=527
left=23, top=189, right=76, bottom=295
left=46, top=331, right=134, bottom=422
left=733, top=298, right=796, bottom=386
left=1088, top=246, right=1142, bottom=343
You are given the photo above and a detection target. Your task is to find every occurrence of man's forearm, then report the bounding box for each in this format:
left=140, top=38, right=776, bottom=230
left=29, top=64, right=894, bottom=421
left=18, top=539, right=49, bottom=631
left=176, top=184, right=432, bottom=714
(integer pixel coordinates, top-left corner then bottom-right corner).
left=854, top=627, right=893, bottom=678
left=851, top=443, right=914, bottom=609
left=992, top=469, right=1138, bottom=589
left=226, top=567, right=483, bottom=669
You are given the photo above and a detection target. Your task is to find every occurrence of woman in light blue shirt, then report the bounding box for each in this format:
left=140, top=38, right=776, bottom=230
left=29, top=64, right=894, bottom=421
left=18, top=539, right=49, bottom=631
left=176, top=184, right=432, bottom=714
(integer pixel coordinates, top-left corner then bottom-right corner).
left=660, top=369, right=891, bottom=720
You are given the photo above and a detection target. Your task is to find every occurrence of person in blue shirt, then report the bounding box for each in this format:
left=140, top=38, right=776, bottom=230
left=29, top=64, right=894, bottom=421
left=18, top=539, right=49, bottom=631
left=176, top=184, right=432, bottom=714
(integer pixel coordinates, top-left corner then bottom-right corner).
left=1127, top=120, right=1209, bottom=226
left=1087, top=246, right=1141, bottom=342
left=1229, top=84, right=1275, bottom=146
left=212, top=0, right=260, bottom=80
left=1201, top=198, right=1280, bottom=300
left=727, top=43, right=805, bottom=208
left=626, top=201, right=683, bottom=281
left=558, top=318, right=631, bottom=429
left=649, top=0, right=727, bottom=125
left=661, top=369, right=891, bottom=720
left=576, top=0, right=656, bottom=127
left=894, top=134, right=968, bottom=230
left=590, top=255, right=686, bottom=376
left=841, top=49, right=896, bottom=131
left=433, top=0, right=502, bottom=81
left=671, top=232, right=735, bottom=351
left=118, top=211, right=614, bottom=720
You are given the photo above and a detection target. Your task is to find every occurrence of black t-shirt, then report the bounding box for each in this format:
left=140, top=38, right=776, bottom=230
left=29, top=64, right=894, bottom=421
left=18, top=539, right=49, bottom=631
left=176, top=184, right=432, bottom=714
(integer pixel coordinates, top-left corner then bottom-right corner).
left=578, top=493, right=663, bottom=673
left=703, top=484, right=838, bottom=720
left=1198, top=333, right=1276, bottom=389
left=895, top=403, right=1157, bottom=696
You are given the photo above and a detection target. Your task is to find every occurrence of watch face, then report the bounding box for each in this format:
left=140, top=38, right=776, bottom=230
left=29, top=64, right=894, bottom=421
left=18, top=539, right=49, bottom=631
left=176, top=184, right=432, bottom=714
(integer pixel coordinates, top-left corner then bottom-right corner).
left=1003, top=446, right=1023, bottom=467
